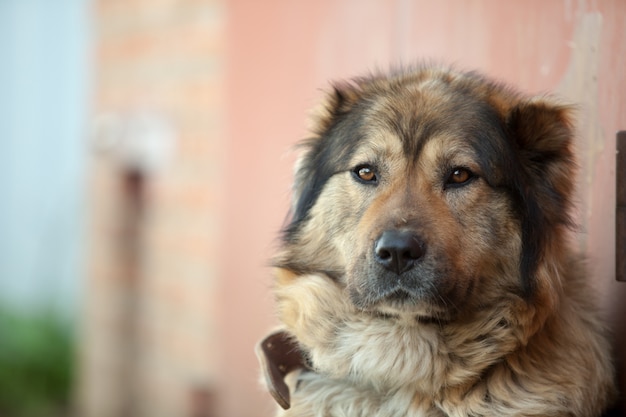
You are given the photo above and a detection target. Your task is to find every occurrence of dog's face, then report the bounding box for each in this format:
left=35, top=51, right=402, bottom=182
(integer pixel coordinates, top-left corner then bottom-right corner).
left=277, top=67, right=575, bottom=322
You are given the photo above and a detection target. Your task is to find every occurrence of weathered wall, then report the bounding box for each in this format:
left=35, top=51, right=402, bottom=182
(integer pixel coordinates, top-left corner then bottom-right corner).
left=84, top=1, right=626, bottom=416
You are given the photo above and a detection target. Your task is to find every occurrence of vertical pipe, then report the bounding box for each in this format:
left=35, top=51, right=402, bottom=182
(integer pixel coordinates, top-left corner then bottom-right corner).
left=119, top=169, right=144, bottom=417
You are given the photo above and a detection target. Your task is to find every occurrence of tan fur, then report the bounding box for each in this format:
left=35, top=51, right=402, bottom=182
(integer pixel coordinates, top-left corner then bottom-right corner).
left=265, top=65, right=616, bottom=417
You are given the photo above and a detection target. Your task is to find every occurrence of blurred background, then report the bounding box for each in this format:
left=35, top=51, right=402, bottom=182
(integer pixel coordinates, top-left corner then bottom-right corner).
left=0, top=1, right=625, bottom=416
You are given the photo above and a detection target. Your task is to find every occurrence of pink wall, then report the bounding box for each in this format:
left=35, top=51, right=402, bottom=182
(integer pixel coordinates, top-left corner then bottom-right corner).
left=219, top=1, right=626, bottom=415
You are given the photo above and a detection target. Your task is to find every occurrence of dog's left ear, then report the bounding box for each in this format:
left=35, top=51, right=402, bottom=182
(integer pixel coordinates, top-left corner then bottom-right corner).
left=506, top=99, right=576, bottom=226
left=506, top=99, right=576, bottom=296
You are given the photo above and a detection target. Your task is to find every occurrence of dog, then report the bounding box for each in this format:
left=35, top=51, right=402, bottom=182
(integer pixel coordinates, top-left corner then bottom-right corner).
left=256, top=65, right=617, bottom=417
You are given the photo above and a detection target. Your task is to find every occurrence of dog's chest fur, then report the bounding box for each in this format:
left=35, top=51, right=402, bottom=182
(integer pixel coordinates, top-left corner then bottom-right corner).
left=273, top=273, right=574, bottom=417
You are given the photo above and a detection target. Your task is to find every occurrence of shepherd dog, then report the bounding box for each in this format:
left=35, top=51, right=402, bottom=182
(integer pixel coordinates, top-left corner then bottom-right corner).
left=256, top=64, right=617, bottom=417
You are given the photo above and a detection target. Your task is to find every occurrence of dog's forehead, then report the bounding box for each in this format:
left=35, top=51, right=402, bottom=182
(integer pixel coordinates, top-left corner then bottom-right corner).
left=354, top=81, right=504, bottom=164
left=350, top=125, right=476, bottom=168
left=349, top=128, right=404, bottom=163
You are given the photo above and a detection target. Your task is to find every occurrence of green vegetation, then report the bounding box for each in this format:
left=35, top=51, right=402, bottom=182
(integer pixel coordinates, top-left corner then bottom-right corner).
left=0, top=307, right=74, bottom=417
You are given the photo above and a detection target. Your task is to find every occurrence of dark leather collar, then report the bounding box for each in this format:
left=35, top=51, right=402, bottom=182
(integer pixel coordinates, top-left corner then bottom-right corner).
left=256, top=330, right=310, bottom=410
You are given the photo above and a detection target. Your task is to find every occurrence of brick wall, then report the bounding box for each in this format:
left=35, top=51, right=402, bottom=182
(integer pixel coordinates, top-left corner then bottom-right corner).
left=79, top=1, right=225, bottom=416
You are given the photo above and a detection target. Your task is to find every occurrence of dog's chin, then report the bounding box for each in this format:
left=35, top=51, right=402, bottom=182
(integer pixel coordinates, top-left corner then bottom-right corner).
left=356, top=288, right=453, bottom=325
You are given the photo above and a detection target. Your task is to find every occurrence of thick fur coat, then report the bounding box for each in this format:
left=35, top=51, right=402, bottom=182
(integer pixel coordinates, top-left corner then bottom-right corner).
left=258, top=65, right=616, bottom=417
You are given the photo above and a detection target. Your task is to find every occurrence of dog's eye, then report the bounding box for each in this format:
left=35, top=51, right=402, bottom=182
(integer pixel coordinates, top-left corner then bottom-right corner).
left=446, top=168, right=474, bottom=187
left=353, top=165, right=378, bottom=183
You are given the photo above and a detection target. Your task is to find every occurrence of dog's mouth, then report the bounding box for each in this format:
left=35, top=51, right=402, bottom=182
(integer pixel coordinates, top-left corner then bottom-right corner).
left=363, top=288, right=453, bottom=325
left=379, top=287, right=435, bottom=307
left=386, top=289, right=413, bottom=302
left=368, top=309, right=451, bottom=326
left=347, top=268, right=458, bottom=323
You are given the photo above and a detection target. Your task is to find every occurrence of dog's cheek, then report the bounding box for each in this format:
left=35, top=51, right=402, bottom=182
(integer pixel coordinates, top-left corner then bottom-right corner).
left=344, top=254, right=379, bottom=307
left=457, top=194, right=523, bottom=298
left=438, top=188, right=523, bottom=303
left=300, top=177, right=374, bottom=269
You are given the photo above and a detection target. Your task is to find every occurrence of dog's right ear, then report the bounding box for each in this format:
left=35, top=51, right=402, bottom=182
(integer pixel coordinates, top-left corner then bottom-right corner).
left=308, top=81, right=362, bottom=136
left=284, top=82, right=363, bottom=242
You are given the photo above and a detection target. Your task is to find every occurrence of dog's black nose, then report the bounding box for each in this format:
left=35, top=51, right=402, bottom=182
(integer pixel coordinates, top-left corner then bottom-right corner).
left=374, top=230, right=424, bottom=275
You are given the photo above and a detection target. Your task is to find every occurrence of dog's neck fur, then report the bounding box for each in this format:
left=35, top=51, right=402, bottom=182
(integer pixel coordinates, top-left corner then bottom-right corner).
left=270, top=264, right=614, bottom=416
left=275, top=269, right=529, bottom=392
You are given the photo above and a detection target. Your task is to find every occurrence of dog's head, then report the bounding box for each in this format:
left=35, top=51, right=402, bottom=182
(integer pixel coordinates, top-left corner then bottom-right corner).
left=276, top=66, right=575, bottom=321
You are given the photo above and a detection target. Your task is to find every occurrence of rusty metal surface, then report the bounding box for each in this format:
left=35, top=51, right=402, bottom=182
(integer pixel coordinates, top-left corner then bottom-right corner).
left=617, top=131, right=626, bottom=281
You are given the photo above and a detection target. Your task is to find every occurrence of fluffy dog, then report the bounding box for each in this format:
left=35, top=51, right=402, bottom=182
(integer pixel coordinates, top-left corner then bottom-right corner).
left=256, top=65, right=616, bottom=417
